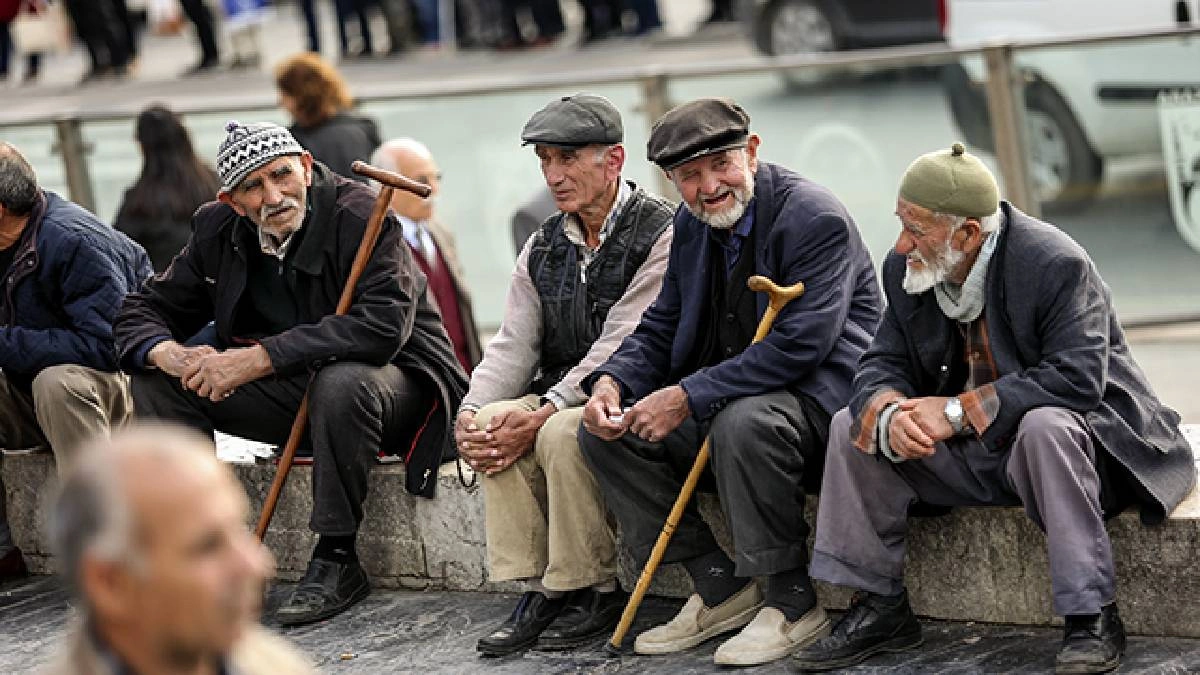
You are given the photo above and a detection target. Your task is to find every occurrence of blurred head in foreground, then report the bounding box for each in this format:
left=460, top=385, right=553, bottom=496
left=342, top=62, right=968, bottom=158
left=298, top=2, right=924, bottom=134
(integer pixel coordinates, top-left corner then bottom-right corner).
left=47, top=424, right=289, bottom=673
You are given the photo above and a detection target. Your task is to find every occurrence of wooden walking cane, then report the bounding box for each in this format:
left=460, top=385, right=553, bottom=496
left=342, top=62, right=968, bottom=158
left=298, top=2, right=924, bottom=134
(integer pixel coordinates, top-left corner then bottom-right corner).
left=606, top=274, right=806, bottom=653
left=254, top=160, right=432, bottom=541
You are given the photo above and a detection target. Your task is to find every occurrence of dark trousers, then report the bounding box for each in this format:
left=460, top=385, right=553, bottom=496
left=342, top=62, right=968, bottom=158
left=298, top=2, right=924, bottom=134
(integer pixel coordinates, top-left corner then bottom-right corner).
left=626, top=0, right=661, bottom=33
left=580, top=0, right=622, bottom=38
left=335, top=0, right=375, bottom=53
left=63, top=0, right=130, bottom=69
left=300, top=0, right=321, bottom=52
left=179, top=0, right=220, bottom=64
left=579, top=390, right=829, bottom=578
left=131, top=361, right=430, bottom=536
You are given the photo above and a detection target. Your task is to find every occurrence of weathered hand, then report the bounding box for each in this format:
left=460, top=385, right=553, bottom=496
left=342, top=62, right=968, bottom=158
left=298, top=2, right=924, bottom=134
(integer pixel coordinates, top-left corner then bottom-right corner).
left=455, top=410, right=493, bottom=470
left=905, top=396, right=955, bottom=445
left=886, top=398, right=948, bottom=460
left=626, top=385, right=690, bottom=444
left=581, top=376, right=628, bottom=441
left=476, top=407, right=553, bottom=475
left=149, top=341, right=218, bottom=378
left=182, top=345, right=273, bottom=402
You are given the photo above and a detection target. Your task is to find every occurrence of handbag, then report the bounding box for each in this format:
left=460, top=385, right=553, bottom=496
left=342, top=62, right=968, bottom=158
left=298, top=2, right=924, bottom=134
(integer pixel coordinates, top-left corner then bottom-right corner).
left=11, top=2, right=70, bottom=55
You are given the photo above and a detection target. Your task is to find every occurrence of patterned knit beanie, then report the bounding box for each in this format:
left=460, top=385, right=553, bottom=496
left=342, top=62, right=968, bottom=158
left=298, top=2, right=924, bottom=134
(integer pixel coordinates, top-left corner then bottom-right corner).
left=216, top=120, right=305, bottom=192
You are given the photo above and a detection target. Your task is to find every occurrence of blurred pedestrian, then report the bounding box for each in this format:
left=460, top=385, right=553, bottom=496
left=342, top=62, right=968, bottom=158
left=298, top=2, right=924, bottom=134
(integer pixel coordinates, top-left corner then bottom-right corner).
left=298, top=0, right=320, bottom=52
left=114, top=105, right=221, bottom=272
left=180, top=0, right=221, bottom=73
left=705, top=0, right=734, bottom=24
left=0, top=142, right=152, bottom=584
left=63, top=0, right=130, bottom=82
left=335, top=0, right=374, bottom=58
left=627, top=0, right=661, bottom=36
left=498, top=0, right=563, bottom=49
left=43, top=424, right=316, bottom=675
left=275, top=51, right=381, bottom=182
left=579, top=0, right=621, bottom=43
left=0, top=0, right=36, bottom=83
left=223, top=0, right=266, bottom=69
left=372, top=138, right=482, bottom=373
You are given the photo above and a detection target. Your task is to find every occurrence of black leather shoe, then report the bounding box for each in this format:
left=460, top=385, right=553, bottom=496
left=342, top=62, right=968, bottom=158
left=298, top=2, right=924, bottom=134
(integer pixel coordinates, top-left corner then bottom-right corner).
left=0, top=547, right=28, bottom=583
left=274, top=558, right=370, bottom=627
left=477, top=591, right=566, bottom=656
left=536, top=587, right=629, bottom=651
left=1056, top=603, right=1125, bottom=674
left=791, top=590, right=922, bottom=672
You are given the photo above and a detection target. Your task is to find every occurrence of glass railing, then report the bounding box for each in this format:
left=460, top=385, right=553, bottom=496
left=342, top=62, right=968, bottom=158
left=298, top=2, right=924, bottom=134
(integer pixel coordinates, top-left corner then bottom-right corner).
left=3, top=29, right=1198, bottom=327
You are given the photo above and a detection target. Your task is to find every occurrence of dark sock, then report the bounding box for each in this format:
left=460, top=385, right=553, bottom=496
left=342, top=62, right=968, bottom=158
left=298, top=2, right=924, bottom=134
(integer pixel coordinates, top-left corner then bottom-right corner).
left=765, top=567, right=817, bottom=621
left=313, top=534, right=358, bottom=564
left=683, top=549, right=745, bottom=607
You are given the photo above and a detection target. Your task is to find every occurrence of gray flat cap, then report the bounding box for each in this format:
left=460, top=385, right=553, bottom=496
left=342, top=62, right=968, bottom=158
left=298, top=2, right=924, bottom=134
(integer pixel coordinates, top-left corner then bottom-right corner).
left=521, top=93, right=624, bottom=147
left=647, top=98, right=750, bottom=170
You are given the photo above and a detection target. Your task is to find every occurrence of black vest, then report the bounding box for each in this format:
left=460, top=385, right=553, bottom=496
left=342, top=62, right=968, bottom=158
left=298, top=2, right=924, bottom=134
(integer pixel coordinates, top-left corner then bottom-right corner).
left=689, top=223, right=759, bottom=371
left=527, top=183, right=673, bottom=394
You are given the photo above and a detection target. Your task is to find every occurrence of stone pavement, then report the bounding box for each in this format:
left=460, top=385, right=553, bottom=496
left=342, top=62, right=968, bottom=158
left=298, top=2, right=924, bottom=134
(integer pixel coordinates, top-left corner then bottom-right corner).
left=3, top=574, right=1200, bottom=674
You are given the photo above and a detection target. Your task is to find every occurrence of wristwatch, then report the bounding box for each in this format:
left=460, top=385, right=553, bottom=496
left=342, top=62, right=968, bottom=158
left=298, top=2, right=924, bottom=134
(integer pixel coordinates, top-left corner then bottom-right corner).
left=944, top=397, right=967, bottom=435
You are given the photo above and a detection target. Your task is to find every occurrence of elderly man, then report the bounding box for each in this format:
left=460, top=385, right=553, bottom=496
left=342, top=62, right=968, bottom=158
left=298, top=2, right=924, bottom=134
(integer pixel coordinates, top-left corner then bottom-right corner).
left=458, top=93, right=674, bottom=656
left=792, top=144, right=1197, bottom=674
left=370, top=138, right=482, bottom=373
left=0, top=143, right=150, bottom=583
left=115, top=121, right=467, bottom=627
left=578, top=98, right=881, bottom=666
left=44, top=424, right=314, bottom=675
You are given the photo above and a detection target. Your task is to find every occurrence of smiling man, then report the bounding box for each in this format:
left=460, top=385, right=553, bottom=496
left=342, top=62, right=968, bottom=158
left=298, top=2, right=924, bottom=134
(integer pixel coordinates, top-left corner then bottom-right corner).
left=793, top=143, right=1196, bottom=674
left=578, top=97, right=881, bottom=666
left=115, top=121, right=468, bottom=627
left=458, top=93, right=674, bottom=656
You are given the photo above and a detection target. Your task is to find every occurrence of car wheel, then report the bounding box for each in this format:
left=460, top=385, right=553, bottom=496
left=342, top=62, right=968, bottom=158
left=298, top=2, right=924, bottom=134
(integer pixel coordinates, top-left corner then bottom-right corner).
left=754, top=0, right=839, bottom=89
left=1023, top=82, right=1103, bottom=210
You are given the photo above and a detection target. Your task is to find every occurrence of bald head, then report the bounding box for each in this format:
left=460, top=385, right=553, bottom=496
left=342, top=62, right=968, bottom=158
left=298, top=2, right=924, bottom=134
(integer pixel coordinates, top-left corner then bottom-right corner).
left=50, top=425, right=273, bottom=666
left=370, top=138, right=441, bottom=222
left=0, top=141, right=38, bottom=217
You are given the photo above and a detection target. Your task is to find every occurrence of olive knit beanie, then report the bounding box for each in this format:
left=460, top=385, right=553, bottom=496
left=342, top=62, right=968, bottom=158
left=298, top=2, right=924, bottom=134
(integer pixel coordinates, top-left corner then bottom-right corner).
left=898, top=142, right=999, bottom=218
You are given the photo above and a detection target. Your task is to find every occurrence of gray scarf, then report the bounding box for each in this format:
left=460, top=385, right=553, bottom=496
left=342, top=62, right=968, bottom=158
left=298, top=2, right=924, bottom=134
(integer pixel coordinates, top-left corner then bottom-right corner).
left=934, top=222, right=1001, bottom=322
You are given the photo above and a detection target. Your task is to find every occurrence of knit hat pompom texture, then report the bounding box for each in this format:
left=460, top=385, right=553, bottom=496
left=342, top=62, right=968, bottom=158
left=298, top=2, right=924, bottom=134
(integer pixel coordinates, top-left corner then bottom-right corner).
left=217, top=120, right=305, bottom=192
left=899, top=142, right=999, bottom=219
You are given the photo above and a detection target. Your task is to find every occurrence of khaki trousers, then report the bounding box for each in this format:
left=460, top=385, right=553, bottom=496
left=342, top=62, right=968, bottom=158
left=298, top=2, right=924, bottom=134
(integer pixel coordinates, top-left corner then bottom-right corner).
left=0, top=364, right=133, bottom=535
left=478, top=395, right=617, bottom=591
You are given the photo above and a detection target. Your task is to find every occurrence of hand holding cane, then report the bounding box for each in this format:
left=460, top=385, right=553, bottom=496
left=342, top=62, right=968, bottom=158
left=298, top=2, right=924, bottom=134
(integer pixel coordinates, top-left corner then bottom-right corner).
left=605, top=274, right=806, bottom=654
left=254, top=160, right=432, bottom=541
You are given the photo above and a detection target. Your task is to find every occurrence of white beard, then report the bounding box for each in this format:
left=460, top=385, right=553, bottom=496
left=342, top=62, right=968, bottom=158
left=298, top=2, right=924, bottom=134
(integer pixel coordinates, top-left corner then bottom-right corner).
left=902, top=240, right=963, bottom=294
left=683, top=168, right=755, bottom=230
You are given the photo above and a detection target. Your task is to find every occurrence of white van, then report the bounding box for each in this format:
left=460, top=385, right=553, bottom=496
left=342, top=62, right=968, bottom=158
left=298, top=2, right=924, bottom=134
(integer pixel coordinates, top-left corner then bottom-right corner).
left=942, top=0, right=1200, bottom=207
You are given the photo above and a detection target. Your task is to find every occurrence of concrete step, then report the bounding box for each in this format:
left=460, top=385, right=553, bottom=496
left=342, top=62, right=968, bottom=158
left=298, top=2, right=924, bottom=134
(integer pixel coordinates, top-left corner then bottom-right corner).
left=4, top=428, right=1198, bottom=636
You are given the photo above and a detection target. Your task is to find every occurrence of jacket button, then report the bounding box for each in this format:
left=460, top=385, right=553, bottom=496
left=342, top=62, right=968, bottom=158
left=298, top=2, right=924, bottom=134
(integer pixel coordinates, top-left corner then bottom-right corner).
left=724, top=346, right=734, bottom=356
left=940, top=364, right=949, bottom=372
left=725, top=313, right=735, bottom=323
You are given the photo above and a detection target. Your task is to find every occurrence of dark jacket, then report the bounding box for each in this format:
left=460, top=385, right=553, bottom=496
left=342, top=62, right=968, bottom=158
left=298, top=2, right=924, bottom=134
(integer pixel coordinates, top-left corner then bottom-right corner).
left=289, top=113, right=381, bottom=184
left=115, top=164, right=467, bottom=497
left=851, top=201, right=1196, bottom=523
left=589, top=162, right=882, bottom=421
left=0, top=190, right=150, bottom=386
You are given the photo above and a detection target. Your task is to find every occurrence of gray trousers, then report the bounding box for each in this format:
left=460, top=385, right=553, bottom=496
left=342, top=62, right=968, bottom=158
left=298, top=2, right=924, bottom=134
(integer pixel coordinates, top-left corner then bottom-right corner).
left=579, top=390, right=828, bottom=578
left=811, top=406, right=1116, bottom=616
left=131, top=362, right=430, bottom=536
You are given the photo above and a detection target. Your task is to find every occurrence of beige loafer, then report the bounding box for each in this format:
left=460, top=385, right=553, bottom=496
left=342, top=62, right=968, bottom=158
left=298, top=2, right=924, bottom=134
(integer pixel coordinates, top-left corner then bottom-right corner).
left=713, top=605, right=832, bottom=666
left=634, top=582, right=763, bottom=655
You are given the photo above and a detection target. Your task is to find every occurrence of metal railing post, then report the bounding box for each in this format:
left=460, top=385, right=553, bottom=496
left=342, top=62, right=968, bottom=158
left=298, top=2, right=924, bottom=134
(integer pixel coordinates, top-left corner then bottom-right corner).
left=982, top=44, right=1040, bottom=218
left=52, top=118, right=96, bottom=215
left=639, top=73, right=674, bottom=199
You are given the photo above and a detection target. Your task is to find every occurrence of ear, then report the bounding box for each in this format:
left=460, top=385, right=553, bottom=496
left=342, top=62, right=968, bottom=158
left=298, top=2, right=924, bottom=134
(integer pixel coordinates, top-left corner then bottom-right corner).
left=744, top=134, right=762, bottom=172
left=217, top=191, right=248, bottom=218
left=606, top=145, right=626, bottom=181
left=954, top=217, right=985, bottom=252
left=80, top=557, right=136, bottom=623
left=300, top=152, right=314, bottom=186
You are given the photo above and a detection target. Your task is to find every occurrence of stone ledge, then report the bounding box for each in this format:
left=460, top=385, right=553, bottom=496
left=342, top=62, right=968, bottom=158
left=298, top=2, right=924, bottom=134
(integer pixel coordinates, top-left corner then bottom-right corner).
left=4, top=431, right=1198, bottom=637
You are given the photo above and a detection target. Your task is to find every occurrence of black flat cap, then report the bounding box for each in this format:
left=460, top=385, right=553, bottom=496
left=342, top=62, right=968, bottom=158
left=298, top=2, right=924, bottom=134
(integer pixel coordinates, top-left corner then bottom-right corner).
left=521, top=93, right=624, bottom=147
left=647, top=98, right=751, bottom=170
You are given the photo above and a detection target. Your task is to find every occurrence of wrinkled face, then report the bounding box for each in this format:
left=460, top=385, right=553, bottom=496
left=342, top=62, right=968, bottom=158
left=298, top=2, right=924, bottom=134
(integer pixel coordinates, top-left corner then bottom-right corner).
left=220, top=154, right=313, bottom=240
left=109, top=462, right=274, bottom=665
left=894, top=197, right=965, bottom=294
left=535, top=144, right=620, bottom=214
left=388, top=150, right=440, bottom=222
left=668, top=136, right=760, bottom=230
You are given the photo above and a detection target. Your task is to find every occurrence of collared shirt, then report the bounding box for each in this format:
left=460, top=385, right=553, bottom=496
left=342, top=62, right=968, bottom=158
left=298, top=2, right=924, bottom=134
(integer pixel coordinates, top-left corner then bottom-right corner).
left=397, top=215, right=439, bottom=268
left=562, top=179, right=632, bottom=278
left=707, top=200, right=755, bottom=274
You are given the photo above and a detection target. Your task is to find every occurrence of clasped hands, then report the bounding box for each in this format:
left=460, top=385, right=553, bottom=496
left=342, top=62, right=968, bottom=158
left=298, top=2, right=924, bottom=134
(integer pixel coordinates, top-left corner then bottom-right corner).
left=884, top=396, right=956, bottom=460
left=149, top=340, right=273, bottom=402
left=455, top=404, right=554, bottom=476
left=581, top=375, right=689, bottom=444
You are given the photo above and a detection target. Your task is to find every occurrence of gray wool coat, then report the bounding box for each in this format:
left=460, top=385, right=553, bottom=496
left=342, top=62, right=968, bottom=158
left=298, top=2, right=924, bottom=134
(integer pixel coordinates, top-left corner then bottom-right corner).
left=850, top=201, right=1195, bottom=523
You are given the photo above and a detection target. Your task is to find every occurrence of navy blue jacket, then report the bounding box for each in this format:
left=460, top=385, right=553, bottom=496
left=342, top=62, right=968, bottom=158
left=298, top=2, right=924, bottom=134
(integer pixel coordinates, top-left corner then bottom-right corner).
left=0, top=191, right=151, bottom=384
left=590, top=162, right=881, bottom=420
